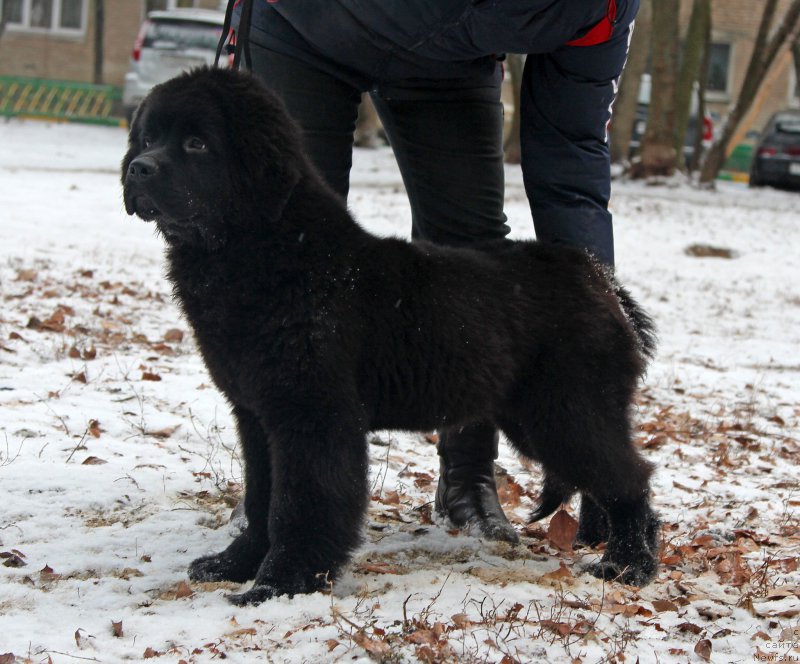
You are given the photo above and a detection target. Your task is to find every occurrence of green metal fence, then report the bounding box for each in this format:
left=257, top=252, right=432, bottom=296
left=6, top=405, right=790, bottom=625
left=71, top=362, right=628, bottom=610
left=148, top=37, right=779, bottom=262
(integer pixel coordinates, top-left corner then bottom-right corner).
left=0, top=76, right=123, bottom=126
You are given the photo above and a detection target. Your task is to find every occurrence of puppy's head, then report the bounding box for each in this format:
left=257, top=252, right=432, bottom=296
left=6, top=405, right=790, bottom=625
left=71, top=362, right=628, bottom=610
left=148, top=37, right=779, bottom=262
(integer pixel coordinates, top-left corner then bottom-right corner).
left=122, top=66, right=303, bottom=249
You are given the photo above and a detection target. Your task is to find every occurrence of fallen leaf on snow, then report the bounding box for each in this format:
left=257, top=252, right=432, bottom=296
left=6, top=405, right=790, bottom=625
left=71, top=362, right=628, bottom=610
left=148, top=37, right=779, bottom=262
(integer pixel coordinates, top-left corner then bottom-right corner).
left=1, top=553, right=26, bottom=568
left=684, top=244, right=736, bottom=259
left=547, top=510, right=578, bottom=552
left=694, top=638, right=712, bottom=662
left=470, top=566, right=541, bottom=586
left=451, top=613, right=471, bottom=630
left=651, top=599, right=678, bottom=612
left=164, top=328, right=184, bottom=343
left=542, top=561, right=574, bottom=581
left=353, top=631, right=390, bottom=659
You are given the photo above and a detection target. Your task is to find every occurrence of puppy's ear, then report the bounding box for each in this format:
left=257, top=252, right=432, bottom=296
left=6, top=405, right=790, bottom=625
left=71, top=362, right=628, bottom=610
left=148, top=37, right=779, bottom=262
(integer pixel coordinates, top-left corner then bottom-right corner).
left=248, top=142, right=302, bottom=225
left=223, top=74, right=305, bottom=225
left=233, top=124, right=303, bottom=225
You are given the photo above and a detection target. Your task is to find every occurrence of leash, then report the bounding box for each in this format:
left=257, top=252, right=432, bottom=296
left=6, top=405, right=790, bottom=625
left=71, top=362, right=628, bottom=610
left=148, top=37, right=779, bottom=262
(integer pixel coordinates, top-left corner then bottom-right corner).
left=215, top=0, right=255, bottom=70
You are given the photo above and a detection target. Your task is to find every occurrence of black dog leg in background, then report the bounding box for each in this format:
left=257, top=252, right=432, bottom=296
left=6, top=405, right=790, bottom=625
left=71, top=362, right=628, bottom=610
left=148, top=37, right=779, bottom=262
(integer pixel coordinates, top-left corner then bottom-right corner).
left=575, top=494, right=611, bottom=547
left=501, top=340, right=659, bottom=586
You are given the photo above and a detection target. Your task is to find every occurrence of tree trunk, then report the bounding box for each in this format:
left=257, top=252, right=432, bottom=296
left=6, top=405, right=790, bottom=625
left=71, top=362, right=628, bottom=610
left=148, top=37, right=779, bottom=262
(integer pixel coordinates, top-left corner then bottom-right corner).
left=503, top=54, right=525, bottom=164
left=93, top=0, right=105, bottom=85
left=674, top=0, right=711, bottom=168
left=0, top=2, right=9, bottom=41
left=699, top=0, right=800, bottom=184
left=792, top=35, right=800, bottom=103
left=609, top=0, right=652, bottom=164
left=688, top=6, right=712, bottom=173
left=637, top=0, right=680, bottom=177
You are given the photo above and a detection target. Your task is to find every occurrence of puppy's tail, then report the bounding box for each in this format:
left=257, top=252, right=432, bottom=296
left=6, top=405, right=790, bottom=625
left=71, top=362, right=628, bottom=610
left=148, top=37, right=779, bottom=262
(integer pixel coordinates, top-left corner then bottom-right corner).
left=529, top=474, right=574, bottom=523
left=614, top=281, right=657, bottom=360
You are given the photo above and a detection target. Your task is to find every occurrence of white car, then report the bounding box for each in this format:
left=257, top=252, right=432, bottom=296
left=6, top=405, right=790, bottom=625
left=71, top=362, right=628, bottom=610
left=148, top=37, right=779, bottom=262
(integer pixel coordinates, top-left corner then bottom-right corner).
left=122, top=9, right=226, bottom=123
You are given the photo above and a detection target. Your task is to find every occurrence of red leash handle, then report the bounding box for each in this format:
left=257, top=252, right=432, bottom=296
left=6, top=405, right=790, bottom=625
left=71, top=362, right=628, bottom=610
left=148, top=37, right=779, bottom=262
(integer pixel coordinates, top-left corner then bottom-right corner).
left=566, top=0, right=617, bottom=47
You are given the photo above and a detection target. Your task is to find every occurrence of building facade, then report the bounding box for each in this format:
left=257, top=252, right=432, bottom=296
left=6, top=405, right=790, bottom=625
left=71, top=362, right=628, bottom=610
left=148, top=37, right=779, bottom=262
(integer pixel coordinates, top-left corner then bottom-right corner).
left=0, top=0, right=221, bottom=87
left=680, top=0, right=799, bottom=136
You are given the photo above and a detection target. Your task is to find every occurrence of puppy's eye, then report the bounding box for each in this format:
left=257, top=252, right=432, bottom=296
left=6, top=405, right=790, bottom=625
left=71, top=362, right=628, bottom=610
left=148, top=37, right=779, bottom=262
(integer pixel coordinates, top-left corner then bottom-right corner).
left=142, top=136, right=152, bottom=148
left=183, top=137, right=208, bottom=153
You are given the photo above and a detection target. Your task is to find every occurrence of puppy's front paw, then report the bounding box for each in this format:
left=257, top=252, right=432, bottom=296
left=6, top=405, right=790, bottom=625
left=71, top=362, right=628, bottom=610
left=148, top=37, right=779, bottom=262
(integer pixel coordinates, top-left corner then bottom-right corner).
left=227, top=584, right=277, bottom=606
left=189, top=552, right=260, bottom=584
left=586, top=552, right=657, bottom=587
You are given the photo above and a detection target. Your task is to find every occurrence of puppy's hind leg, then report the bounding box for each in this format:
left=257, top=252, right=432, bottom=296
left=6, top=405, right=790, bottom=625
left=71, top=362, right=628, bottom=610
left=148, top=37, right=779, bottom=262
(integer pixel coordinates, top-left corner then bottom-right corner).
left=189, top=405, right=272, bottom=583
left=510, top=356, right=659, bottom=587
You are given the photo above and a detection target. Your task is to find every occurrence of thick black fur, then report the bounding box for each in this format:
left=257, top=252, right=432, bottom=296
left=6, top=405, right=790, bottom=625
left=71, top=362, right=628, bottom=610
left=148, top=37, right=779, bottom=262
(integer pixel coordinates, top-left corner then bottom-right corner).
left=122, top=67, right=660, bottom=604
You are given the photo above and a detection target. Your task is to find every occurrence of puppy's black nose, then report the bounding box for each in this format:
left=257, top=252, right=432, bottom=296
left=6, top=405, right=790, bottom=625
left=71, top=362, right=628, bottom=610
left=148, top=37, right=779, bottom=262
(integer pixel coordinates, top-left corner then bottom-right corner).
left=128, top=156, right=159, bottom=181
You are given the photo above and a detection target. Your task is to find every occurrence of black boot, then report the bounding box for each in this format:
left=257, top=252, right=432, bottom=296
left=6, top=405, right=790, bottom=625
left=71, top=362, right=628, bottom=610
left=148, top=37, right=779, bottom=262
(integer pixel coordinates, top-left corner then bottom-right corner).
left=434, top=422, right=519, bottom=543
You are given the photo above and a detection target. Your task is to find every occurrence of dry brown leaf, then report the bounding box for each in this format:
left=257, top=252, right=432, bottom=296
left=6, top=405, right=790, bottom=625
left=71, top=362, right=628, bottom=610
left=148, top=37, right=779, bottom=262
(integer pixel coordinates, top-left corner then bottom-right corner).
left=357, top=562, right=401, bottom=575
left=497, top=476, right=523, bottom=507
left=353, top=631, right=390, bottom=659
left=543, top=561, right=574, bottom=581
left=16, top=269, right=38, bottom=282
left=164, top=328, right=184, bottom=343
left=470, top=566, right=540, bottom=586
left=159, top=580, right=193, bottom=600
left=1, top=553, right=26, bottom=568
left=146, top=426, right=179, bottom=439
left=81, top=456, right=107, bottom=466
left=406, top=630, right=436, bottom=646
left=224, top=627, right=257, bottom=638
left=547, top=509, right=578, bottom=552
left=694, top=638, right=712, bottom=662
left=112, top=620, right=123, bottom=638
left=677, top=622, right=703, bottom=635
left=40, top=564, right=60, bottom=582
left=88, top=419, right=102, bottom=438
left=651, top=599, right=678, bottom=612
left=684, top=244, right=735, bottom=259
left=451, top=613, right=471, bottom=630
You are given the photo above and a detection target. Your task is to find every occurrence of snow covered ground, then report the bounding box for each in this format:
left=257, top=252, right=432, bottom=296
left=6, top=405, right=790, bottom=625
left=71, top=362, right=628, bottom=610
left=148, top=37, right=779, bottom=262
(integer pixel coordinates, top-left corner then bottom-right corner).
left=0, top=119, right=798, bottom=663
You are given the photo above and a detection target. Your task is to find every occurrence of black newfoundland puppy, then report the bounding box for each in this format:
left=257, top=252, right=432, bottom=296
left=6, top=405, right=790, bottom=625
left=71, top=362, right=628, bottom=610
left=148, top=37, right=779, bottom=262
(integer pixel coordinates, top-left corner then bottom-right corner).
left=122, top=67, right=660, bottom=605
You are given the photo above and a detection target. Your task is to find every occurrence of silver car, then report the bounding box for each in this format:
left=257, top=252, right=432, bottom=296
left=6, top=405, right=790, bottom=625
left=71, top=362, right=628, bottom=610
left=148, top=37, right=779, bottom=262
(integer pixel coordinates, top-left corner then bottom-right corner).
left=122, top=9, right=226, bottom=122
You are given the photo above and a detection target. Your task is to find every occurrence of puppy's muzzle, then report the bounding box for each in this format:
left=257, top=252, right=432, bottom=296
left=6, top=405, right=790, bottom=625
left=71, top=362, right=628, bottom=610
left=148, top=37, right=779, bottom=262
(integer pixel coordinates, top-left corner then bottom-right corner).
left=127, top=155, right=160, bottom=182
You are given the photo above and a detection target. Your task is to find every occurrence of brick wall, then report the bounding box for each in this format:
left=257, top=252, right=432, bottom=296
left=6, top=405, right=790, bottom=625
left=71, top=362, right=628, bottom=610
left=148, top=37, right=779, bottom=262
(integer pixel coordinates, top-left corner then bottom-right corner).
left=0, top=0, right=221, bottom=87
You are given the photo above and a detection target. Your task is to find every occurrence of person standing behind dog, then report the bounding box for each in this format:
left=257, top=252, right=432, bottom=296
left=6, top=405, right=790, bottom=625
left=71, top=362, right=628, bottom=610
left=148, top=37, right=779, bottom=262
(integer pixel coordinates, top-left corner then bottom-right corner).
left=223, top=0, right=640, bottom=544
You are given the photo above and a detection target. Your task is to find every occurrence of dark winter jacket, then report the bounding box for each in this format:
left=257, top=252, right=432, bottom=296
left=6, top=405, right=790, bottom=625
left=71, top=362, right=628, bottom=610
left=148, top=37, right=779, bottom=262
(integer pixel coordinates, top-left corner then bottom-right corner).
left=235, top=0, right=627, bottom=88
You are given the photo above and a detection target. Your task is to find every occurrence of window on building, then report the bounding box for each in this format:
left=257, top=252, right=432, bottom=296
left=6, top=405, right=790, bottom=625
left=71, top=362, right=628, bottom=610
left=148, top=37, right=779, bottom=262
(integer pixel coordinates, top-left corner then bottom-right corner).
left=0, top=0, right=85, bottom=33
left=30, top=0, right=52, bottom=28
left=707, top=43, right=731, bottom=96
left=59, top=0, right=81, bottom=29
left=146, top=0, right=197, bottom=9
left=1, top=0, right=23, bottom=24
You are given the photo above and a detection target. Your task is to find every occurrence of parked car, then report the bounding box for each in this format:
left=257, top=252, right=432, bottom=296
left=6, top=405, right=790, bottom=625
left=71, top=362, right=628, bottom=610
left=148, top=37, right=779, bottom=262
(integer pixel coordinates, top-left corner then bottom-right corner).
left=122, top=8, right=226, bottom=123
left=626, top=74, right=714, bottom=165
left=749, top=109, right=800, bottom=190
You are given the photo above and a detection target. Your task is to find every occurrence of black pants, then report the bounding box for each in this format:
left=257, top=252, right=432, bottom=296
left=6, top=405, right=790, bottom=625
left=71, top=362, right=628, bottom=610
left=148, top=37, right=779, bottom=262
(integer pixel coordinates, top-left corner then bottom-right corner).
left=250, top=45, right=509, bottom=248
